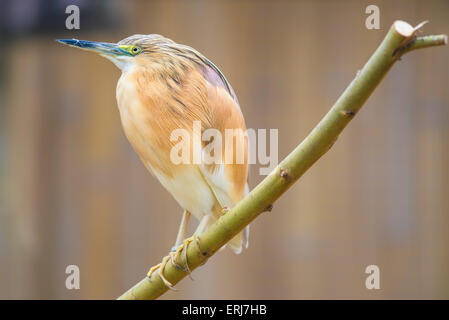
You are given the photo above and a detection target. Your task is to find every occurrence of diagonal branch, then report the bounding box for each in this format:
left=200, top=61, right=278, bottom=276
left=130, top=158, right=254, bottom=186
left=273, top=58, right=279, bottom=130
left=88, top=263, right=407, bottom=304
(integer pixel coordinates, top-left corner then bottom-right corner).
left=118, top=20, right=446, bottom=300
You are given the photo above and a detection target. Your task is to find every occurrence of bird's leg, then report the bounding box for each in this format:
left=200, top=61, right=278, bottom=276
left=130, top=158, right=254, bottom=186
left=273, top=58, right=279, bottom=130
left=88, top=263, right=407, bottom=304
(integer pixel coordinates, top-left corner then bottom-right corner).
left=169, top=210, right=192, bottom=272
left=172, top=210, right=191, bottom=250
left=172, top=215, right=210, bottom=280
left=170, top=210, right=196, bottom=279
left=181, top=215, right=209, bottom=268
left=147, top=211, right=191, bottom=289
left=147, top=215, right=211, bottom=288
left=194, top=214, right=210, bottom=234
left=182, top=215, right=210, bottom=261
left=191, top=215, right=209, bottom=265
left=169, top=210, right=190, bottom=269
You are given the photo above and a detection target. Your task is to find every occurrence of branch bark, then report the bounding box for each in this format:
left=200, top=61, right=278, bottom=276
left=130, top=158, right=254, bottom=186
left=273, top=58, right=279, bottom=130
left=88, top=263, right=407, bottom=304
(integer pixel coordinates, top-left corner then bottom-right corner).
left=118, top=20, right=446, bottom=300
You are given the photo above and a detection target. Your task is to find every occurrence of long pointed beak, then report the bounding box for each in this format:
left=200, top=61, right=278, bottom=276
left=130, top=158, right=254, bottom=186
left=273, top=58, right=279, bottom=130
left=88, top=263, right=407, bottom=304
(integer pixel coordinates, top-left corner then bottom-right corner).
left=57, top=39, right=129, bottom=56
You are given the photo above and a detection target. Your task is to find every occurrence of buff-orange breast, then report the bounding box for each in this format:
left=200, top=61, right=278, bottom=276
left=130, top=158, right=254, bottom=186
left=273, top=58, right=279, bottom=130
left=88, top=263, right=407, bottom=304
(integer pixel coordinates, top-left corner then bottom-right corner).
left=116, top=51, right=249, bottom=253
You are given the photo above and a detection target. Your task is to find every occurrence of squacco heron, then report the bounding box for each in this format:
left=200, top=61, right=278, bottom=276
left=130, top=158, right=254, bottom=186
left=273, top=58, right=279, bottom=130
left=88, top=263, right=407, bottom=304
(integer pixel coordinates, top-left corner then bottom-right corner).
left=58, top=35, right=249, bottom=287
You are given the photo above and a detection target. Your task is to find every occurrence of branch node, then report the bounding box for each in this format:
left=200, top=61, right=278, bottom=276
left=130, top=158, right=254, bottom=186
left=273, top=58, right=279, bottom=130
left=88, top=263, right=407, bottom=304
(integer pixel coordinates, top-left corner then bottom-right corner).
left=341, top=110, right=355, bottom=118
left=393, top=35, right=417, bottom=59
left=264, top=204, right=273, bottom=212
left=280, top=167, right=290, bottom=180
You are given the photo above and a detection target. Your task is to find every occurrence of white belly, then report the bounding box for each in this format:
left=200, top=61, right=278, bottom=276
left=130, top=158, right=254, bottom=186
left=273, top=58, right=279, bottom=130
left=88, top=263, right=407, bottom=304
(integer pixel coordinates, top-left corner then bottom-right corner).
left=146, top=163, right=216, bottom=221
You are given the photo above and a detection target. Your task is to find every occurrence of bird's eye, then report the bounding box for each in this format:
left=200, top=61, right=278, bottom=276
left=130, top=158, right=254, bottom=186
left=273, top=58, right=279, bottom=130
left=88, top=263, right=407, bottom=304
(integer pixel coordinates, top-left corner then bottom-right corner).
left=131, top=46, right=142, bottom=55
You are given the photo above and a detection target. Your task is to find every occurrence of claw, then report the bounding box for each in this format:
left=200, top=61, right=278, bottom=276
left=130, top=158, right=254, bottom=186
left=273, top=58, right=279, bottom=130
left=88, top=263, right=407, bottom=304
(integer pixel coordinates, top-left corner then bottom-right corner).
left=221, top=206, right=230, bottom=215
left=169, top=239, right=195, bottom=281
left=181, top=237, right=195, bottom=280
left=147, top=255, right=177, bottom=290
left=146, top=234, right=203, bottom=288
left=192, top=234, right=201, bottom=252
left=193, top=234, right=209, bottom=266
left=170, top=248, right=186, bottom=272
left=147, top=263, right=161, bottom=279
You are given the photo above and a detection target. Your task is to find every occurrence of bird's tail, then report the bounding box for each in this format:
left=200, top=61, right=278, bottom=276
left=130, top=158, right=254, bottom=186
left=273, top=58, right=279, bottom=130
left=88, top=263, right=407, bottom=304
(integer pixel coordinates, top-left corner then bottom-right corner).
left=206, top=182, right=251, bottom=254
left=226, top=225, right=250, bottom=254
left=205, top=211, right=250, bottom=254
left=227, top=183, right=250, bottom=254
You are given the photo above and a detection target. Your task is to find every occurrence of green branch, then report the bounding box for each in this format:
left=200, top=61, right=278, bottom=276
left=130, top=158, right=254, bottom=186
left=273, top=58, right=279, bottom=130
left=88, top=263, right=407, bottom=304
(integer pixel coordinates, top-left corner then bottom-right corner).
left=118, top=20, right=446, bottom=300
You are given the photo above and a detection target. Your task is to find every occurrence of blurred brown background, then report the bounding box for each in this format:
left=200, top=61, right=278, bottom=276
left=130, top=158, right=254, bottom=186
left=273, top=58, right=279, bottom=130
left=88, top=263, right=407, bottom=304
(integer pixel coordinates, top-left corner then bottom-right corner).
left=0, top=0, right=448, bottom=299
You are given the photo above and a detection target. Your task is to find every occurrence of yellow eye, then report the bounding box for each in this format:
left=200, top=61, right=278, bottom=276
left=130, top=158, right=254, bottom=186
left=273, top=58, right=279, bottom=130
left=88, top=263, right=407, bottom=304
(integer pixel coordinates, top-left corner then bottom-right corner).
left=130, top=46, right=142, bottom=55
left=118, top=44, right=142, bottom=56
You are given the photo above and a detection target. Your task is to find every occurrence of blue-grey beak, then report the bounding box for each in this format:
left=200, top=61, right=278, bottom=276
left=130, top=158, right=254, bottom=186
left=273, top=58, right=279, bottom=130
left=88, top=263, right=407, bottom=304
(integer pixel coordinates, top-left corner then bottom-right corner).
left=57, top=39, right=130, bottom=56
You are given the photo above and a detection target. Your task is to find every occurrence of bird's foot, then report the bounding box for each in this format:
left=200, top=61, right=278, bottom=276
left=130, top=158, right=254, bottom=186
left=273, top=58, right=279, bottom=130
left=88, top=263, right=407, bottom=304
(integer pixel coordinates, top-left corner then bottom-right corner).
left=169, top=245, right=186, bottom=272
left=147, top=235, right=202, bottom=288
left=169, top=242, right=191, bottom=278
left=170, top=234, right=202, bottom=281
left=147, top=255, right=177, bottom=290
left=221, top=206, right=230, bottom=215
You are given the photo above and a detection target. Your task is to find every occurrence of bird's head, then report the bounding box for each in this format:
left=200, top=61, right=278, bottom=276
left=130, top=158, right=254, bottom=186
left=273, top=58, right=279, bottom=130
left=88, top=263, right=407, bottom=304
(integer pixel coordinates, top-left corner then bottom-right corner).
left=57, top=34, right=180, bottom=72
left=58, top=34, right=235, bottom=100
